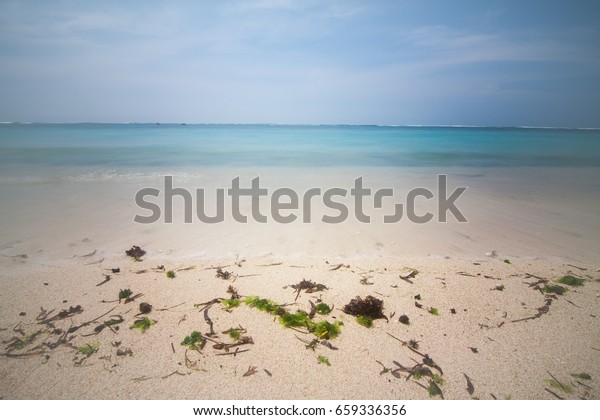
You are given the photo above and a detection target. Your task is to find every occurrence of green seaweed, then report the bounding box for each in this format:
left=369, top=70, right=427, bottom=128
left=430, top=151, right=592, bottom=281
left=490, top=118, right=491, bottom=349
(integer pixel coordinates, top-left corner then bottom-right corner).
left=317, top=355, right=331, bottom=366
left=130, top=317, right=156, bottom=333
left=244, top=296, right=284, bottom=316
left=356, top=315, right=373, bottom=328
left=181, top=331, right=206, bottom=351
left=118, top=288, right=133, bottom=301
left=427, top=380, right=443, bottom=398
left=166, top=270, right=176, bottom=279
left=78, top=341, right=99, bottom=357
left=557, top=275, right=584, bottom=287
left=542, top=284, right=567, bottom=295
left=432, top=374, right=445, bottom=385
left=313, top=321, right=342, bottom=339
left=315, top=303, right=332, bottom=315
left=546, top=379, right=573, bottom=394
left=228, top=328, right=242, bottom=341
left=571, top=372, right=592, bottom=380
left=428, top=307, right=439, bottom=316
left=280, top=311, right=310, bottom=328
left=222, top=298, right=240, bottom=309
left=503, top=259, right=511, bottom=264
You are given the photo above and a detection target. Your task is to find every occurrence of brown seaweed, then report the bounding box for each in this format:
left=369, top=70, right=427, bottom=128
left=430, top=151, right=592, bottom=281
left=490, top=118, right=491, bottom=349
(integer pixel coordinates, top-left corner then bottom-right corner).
left=343, top=295, right=386, bottom=320
left=125, top=246, right=146, bottom=261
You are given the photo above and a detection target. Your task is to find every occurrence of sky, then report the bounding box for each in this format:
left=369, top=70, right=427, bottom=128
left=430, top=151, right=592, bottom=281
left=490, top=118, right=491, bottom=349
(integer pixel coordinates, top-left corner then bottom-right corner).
left=0, top=0, right=599, bottom=127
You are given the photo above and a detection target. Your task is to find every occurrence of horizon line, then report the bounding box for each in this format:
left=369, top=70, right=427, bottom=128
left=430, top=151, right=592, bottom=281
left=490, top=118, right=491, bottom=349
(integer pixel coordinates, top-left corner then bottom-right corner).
left=1, top=121, right=599, bottom=130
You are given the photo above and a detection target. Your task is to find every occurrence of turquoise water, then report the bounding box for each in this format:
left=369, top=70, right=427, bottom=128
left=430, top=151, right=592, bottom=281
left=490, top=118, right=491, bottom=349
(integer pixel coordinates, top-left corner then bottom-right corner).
left=1, top=124, right=599, bottom=175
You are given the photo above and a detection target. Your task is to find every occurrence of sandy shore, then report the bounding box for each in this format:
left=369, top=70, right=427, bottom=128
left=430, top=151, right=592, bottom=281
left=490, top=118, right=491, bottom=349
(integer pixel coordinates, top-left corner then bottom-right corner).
left=1, top=250, right=598, bottom=400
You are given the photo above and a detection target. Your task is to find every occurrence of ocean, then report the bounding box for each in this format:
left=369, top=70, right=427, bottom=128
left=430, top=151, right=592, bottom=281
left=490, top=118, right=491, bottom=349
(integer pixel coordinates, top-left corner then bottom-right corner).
left=1, top=124, right=599, bottom=262
left=1, top=124, right=600, bottom=182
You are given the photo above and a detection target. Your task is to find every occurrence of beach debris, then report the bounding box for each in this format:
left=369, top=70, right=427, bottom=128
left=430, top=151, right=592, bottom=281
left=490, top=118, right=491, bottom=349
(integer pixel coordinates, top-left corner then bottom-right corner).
left=399, top=315, right=410, bottom=325
left=181, top=331, right=206, bottom=351
left=118, top=289, right=132, bottom=303
left=408, top=339, right=419, bottom=350
left=492, top=284, right=505, bottom=291
left=428, top=307, right=439, bottom=316
left=566, top=264, right=587, bottom=271
left=414, top=294, right=421, bottom=300
left=216, top=268, right=233, bottom=280
left=96, top=275, right=111, bottom=287
left=544, top=387, right=565, bottom=400
left=203, top=308, right=216, bottom=337
left=166, top=270, right=176, bottom=279
left=468, top=347, right=478, bottom=353
left=290, top=279, right=328, bottom=300
left=125, top=246, right=146, bottom=261
left=194, top=298, right=222, bottom=312
left=243, top=366, right=257, bottom=377
left=111, top=268, right=120, bottom=273
left=557, top=275, right=585, bottom=287
left=329, top=263, right=349, bottom=271
left=176, top=265, right=196, bottom=272
left=503, top=259, right=511, bottom=264
left=116, top=347, right=133, bottom=357
left=41, top=305, right=83, bottom=324
left=130, top=317, right=156, bottom=333
left=511, top=297, right=553, bottom=323
left=463, top=373, right=475, bottom=395
left=399, top=267, right=419, bottom=282
left=317, top=355, right=331, bottom=366
left=450, top=308, right=457, bottom=314
left=264, top=369, right=272, bottom=377
left=342, top=295, right=386, bottom=321
left=414, top=301, right=423, bottom=309
left=457, top=271, right=477, bottom=277
left=83, top=314, right=124, bottom=336
left=138, top=302, right=152, bottom=314
left=360, top=275, right=374, bottom=285
left=485, top=250, right=498, bottom=258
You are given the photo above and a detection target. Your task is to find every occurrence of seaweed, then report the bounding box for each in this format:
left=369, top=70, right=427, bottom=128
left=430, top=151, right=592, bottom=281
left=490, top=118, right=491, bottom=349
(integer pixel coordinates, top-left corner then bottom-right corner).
left=244, top=296, right=284, bottom=316
left=428, top=307, right=439, bottom=316
left=78, top=341, right=99, bottom=357
left=542, top=284, right=567, bottom=295
left=166, top=270, right=176, bottom=279
left=503, top=259, right=511, bottom=264
left=342, top=295, right=386, bottom=320
left=280, top=311, right=310, bottom=328
left=312, top=321, right=342, bottom=339
left=216, top=268, right=233, bottom=280
left=546, top=379, right=572, bottom=394
left=224, top=327, right=244, bottom=341
left=493, top=284, right=505, bottom=291
left=399, top=315, right=410, bottom=325
left=315, top=303, right=332, bottom=315
left=125, top=246, right=146, bottom=261
left=130, top=317, right=156, bottom=333
left=226, top=285, right=240, bottom=299
left=557, top=275, right=585, bottom=287
left=290, top=279, right=328, bottom=294
left=317, top=355, right=331, bottom=366
left=571, top=372, right=592, bottom=380
left=463, top=373, right=475, bottom=395
left=118, top=289, right=133, bottom=302
left=222, top=298, right=240, bottom=309
left=356, top=315, right=373, bottom=328
left=139, top=302, right=152, bottom=314
left=427, top=380, right=443, bottom=398
left=408, top=339, right=419, bottom=350
left=181, top=331, right=206, bottom=351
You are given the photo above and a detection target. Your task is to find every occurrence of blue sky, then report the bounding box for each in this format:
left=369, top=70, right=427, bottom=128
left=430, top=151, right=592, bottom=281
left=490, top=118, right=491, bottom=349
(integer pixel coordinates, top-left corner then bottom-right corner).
left=0, top=0, right=599, bottom=127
